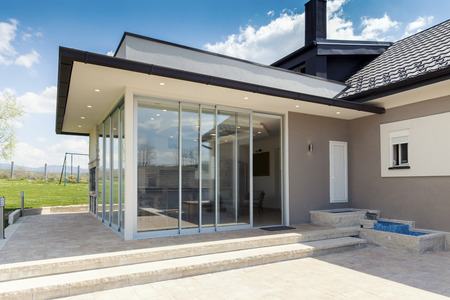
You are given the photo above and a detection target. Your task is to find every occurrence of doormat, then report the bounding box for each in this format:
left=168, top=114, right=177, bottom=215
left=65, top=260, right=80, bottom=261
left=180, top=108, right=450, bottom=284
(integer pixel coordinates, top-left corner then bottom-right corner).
left=261, top=226, right=296, bottom=231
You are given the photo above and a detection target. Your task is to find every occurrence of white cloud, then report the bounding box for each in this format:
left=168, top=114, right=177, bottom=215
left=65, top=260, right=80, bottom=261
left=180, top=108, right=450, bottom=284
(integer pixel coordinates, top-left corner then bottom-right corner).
left=0, top=18, right=41, bottom=68
left=360, top=13, right=399, bottom=40
left=12, top=142, right=48, bottom=167
left=204, top=11, right=304, bottom=64
left=267, top=10, right=275, bottom=17
left=403, top=16, right=434, bottom=38
left=22, top=32, right=32, bottom=41
left=0, top=19, right=18, bottom=64
left=203, top=0, right=408, bottom=64
left=5, top=137, right=89, bottom=167
left=18, top=86, right=56, bottom=114
left=15, top=49, right=39, bottom=68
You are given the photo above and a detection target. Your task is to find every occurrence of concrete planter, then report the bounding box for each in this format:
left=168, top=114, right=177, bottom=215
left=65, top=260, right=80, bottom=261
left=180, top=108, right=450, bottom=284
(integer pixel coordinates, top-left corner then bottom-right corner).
left=310, top=209, right=379, bottom=228
left=360, top=228, right=445, bottom=254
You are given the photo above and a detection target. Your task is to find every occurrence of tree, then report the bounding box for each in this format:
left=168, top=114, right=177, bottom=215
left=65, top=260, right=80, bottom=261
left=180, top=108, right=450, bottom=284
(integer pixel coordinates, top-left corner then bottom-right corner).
left=0, top=92, right=24, bottom=160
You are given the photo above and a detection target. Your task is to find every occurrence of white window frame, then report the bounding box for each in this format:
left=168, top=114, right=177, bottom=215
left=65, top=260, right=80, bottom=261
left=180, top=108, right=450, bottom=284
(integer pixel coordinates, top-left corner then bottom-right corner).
left=389, top=130, right=409, bottom=168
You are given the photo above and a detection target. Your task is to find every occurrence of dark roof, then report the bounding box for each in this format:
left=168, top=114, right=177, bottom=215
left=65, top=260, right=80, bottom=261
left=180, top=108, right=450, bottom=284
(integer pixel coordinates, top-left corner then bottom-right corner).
left=340, top=19, right=450, bottom=99
left=271, top=39, right=392, bottom=67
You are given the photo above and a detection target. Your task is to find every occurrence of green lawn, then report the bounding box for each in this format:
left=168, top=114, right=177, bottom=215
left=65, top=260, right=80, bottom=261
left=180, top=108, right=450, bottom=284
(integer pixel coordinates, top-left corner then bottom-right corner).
left=0, top=179, right=89, bottom=210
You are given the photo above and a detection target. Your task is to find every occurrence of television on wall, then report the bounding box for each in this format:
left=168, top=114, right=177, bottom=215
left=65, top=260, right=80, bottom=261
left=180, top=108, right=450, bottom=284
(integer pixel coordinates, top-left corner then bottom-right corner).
left=253, top=152, right=270, bottom=176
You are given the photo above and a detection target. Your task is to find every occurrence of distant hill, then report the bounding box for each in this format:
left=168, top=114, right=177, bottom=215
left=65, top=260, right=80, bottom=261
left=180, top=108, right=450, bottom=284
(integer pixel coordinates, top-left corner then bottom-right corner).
left=0, top=163, right=89, bottom=174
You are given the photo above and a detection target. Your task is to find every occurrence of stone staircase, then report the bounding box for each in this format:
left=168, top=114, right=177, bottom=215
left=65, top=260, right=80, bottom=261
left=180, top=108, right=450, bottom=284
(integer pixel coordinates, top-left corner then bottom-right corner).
left=0, top=227, right=365, bottom=299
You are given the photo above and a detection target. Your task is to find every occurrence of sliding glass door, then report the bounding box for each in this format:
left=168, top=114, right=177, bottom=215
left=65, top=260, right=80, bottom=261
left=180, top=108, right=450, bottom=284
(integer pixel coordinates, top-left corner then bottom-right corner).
left=135, top=97, right=277, bottom=236
left=137, top=102, right=179, bottom=232
left=97, top=102, right=125, bottom=232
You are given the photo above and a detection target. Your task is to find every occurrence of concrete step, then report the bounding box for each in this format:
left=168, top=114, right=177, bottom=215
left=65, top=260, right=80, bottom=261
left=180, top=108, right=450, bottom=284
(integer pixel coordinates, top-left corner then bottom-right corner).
left=0, top=226, right=359, bottom=282
left=0, top=237, right=365, bottom=300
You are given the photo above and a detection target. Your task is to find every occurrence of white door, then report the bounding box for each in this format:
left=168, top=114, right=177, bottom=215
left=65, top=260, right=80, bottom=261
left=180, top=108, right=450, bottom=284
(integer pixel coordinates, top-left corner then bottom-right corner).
left=329, top=141, right=348, bottom=203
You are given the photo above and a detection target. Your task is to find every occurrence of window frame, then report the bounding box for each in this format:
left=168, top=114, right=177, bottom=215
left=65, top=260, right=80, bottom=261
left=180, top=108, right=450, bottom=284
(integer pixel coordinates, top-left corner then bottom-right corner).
left=389, top=130, right=410, bottom=170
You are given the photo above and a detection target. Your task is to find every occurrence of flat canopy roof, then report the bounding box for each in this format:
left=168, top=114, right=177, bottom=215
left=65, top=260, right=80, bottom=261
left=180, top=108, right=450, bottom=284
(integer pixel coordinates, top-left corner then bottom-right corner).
left=56, top=35, right=385, bottom=135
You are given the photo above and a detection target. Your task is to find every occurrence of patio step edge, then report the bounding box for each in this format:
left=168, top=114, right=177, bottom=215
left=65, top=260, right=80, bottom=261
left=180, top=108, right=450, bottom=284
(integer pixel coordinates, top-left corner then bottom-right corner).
left=0, top=237, right=365, bottom=300
left=0, top=226, right=359, bottom=282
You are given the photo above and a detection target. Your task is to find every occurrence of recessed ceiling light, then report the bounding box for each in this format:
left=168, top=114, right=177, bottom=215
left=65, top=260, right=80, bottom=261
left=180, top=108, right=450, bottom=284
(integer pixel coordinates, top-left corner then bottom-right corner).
left=336, top=111, right=341, bottom=115
left=78, top=125, right=82, bottom=128
left=258, top=131, right=262, bottom=134
left=87, top=105, right=92, bottom=108
left=159, top=83, right=165, bottom=86
left=150, top=117, right=154, bottom=120
left=170, top=136, right=174, bottom=138
left=211, top=133, right=216, bottom=136
left=244, top=97, right=249, bottom=100
left=94, top=89, right=100, bottom=92
left=156, top=114, right=160, bottom=117
left=163, top=109, right=167, bottom=112
left=295, top=105, right=300, bottom=108
left=81, top=116, right=86, bottom=119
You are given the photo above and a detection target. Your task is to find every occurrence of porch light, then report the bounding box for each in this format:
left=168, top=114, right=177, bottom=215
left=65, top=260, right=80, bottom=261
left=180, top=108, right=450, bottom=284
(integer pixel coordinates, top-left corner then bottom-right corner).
left=308, top=143, right=313, bottom=152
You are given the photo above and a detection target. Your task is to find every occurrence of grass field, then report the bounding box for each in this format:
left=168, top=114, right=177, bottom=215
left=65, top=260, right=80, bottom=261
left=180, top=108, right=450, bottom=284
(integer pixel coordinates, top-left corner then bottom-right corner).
left=0, top=179, right=89, bottom=210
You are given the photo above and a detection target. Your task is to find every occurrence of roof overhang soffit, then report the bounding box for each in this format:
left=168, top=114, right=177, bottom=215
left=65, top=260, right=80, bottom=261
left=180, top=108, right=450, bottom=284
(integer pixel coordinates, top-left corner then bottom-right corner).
left=56, top=47, right=385, bottom=134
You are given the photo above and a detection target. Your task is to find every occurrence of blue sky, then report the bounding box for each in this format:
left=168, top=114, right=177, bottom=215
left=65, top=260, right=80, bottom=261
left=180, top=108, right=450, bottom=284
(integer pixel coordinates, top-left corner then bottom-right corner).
left=0, top=0, right=449, bottom=167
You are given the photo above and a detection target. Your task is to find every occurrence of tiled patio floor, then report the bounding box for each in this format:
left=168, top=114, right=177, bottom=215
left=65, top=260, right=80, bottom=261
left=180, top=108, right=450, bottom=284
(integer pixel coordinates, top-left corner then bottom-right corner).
left=1, top=213, right=449, bottom=299
left=63, top=245, right=450, bottom=299
left=0, top=212, right=325, bottom=264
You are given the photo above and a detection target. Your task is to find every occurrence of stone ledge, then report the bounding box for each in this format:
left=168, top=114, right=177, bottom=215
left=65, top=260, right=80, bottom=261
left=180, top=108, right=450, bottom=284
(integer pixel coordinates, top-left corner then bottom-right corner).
left=7, top=210, right=21, bottom=225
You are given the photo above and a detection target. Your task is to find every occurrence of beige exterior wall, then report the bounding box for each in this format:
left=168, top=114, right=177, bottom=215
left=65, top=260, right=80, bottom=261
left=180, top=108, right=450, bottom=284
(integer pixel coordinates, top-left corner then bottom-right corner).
left=349, top=96, right=450, bottom=231
left=288, top=112, right=350, bottom=225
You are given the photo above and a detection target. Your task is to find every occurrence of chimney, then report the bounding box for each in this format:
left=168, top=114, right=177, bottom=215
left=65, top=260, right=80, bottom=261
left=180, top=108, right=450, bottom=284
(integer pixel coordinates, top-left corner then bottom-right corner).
left=305, top=0, right=327, bottom=45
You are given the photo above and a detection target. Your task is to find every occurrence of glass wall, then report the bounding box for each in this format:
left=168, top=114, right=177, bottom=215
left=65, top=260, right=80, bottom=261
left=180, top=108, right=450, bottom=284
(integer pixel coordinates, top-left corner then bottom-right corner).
left=137, top=102, right=179, bottom=232
left=181, top=104, right=200, bottom=229
left=217, top=110, right=250, bottom=227
left=97, top=102, right=125, bottom=232
left=104, top=118, right=111, bottom=224
left=200, top=107, right=216, bottom=228
left=111, top=110, right=120, bottom=228
left=136, top=97, right=256, bottom=234
left=97, top=123, right=104, bottom=220
left=120, top=107, right=125, bottom=231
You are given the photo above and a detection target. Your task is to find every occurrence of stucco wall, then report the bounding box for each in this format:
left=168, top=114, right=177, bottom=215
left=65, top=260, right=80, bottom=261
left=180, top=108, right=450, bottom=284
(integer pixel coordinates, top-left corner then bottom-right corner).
left=349, top=97, right=450, bottom=231
left=288, top=112, right=350, bottom=225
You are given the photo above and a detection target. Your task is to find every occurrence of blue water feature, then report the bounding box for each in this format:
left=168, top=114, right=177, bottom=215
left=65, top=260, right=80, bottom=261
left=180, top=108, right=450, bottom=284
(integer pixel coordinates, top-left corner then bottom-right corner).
left=374, top=221, right=428, bottom=236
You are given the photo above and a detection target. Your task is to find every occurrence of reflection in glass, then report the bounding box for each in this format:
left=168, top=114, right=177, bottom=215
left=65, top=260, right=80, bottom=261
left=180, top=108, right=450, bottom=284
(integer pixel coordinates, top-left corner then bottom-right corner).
left=237, top=112, right=250, bottom=225
left=97, top=123, right=103, bottom=220
left=104, top=118, right=111, bottom=223
left=252, top=113, right=283, bottom=227
left=217, top=110, right=237, bottom=226
left=181, top=105, right=200, bottom=229
left=120, top=107, right=125, bottom=231
left=201, top=107, right=216, bottom=227
left=137, top=101, right=179, bottom=232
left=111, top=110, right=120, bottom=227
